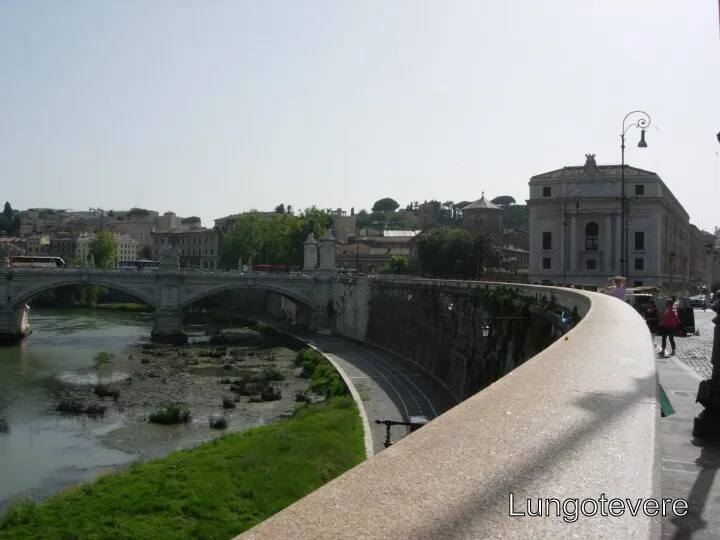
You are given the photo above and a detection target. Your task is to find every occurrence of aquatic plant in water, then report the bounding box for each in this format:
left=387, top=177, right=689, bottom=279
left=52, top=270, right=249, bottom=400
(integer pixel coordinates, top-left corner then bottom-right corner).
left=149, top=403, right=192, bottom=425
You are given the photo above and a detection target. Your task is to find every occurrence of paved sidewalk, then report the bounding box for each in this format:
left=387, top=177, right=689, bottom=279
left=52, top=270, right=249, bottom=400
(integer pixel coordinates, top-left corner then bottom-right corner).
left=657, top=309, right=720, bottom=539
left=660, top=310, right=715, bottom=379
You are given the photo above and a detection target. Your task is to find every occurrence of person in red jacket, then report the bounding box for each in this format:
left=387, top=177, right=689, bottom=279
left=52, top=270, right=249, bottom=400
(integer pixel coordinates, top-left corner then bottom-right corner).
left=659, top=299, right=680, bottom=357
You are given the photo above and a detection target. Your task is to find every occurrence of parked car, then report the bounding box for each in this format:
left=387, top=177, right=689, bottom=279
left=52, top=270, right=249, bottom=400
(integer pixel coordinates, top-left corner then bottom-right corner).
left=690, top=295, right=707, bottom=308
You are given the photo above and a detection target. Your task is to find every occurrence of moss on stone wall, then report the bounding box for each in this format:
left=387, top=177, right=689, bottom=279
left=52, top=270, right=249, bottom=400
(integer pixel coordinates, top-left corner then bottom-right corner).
left=365, top=282, right=565, bottom=402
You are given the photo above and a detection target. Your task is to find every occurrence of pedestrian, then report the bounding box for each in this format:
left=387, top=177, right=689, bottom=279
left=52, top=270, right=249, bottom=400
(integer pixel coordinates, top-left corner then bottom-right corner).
left=645, top=300, right=660, bottom=334
left=659, top=299, right=680, bottom=357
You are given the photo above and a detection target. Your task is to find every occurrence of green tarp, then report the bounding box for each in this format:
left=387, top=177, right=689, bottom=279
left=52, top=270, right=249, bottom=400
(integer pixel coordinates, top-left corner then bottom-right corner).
left=659, top=384, right=676, bottom=417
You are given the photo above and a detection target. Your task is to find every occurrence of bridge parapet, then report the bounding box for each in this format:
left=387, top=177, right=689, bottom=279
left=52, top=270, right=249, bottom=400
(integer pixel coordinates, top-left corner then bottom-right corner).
left=0, top=266, right=334, bottom=343
left=237, top=283, right=660, bottom=539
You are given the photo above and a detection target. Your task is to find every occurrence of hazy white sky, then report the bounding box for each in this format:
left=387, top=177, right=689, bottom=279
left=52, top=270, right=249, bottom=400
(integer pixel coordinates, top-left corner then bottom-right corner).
left=1, top=1, right=718, bottom=229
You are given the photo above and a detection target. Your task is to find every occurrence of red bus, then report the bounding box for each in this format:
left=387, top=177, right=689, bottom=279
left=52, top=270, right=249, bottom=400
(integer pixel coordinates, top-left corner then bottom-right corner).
left=251, top=264, right=290, bottom=273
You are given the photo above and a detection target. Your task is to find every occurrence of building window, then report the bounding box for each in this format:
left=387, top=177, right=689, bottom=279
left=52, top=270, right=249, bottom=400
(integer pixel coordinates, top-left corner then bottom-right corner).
left=585, top=222, right=599, bottom=251
left=542, top=232, right=552, bottom=250
left=635, top=258, right=644, bottom=271
left=634, top=231, right=645, bottom=251
left=586, top=259, right=596, bottom=270
left=542, top=257, right=551, bottom=269
left=635, top=184, right=645, bottom=195
left=634, top=281, right=644, bottom=287
left=542, top=186, right=552, bottom=197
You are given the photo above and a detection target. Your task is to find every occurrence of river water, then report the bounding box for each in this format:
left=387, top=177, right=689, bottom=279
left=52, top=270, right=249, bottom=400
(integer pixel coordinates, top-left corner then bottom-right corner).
left=0, top=309, right=302, bottom=514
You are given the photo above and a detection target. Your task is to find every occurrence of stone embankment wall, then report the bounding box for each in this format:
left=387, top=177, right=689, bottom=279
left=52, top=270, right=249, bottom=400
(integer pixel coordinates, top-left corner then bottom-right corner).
left=331, top=278, right=590, bottom=402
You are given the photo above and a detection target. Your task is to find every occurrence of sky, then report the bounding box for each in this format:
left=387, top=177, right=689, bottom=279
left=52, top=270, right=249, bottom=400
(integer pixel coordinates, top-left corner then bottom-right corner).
left=1, top=1, right=718, bottom=230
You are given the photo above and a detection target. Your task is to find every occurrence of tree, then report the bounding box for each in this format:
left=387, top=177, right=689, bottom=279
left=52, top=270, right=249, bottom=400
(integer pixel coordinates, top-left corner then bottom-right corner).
left=355, top=210, right=370, bottom=229
left=0, top=202, right=20, bottom=236
left=372, top=198, right=399, bottom=213
left=416, top=227, right=494, bottom=279
left=3, top=202, right=13, bottom=224
left=490, top=195, right=516, bottom=208
left=181, top=216, right=201, bottom=225
left=141, top=245, right=153, bottom=259
left=219, top=207, right=333, bottom=269
left=380, top=255, right=409, bottom=274
left=503, top=204, right=529, bottom=230
left=128, top=208, right=150, bottom=219
left=274, top=203, right=286, bottom=213
left=89, top=232, right=117, bottom=268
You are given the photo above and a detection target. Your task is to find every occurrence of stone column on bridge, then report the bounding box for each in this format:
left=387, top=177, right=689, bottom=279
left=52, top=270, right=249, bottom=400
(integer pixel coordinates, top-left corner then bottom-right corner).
left=0, top=276, right=30, bottom=342
left=151, top=311, right=186, bottom=344
left=319, top=230, right=336, bottom=271
left=311, top=230, right=337, bottom=333
left=151, top=246, right=187, bottom=344
left=304, top=233, right=318, bottom=272
left=0, top=305, right=31, bottom=343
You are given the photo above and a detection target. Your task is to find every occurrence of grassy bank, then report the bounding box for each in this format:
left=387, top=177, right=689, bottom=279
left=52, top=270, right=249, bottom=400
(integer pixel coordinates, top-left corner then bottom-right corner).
left=0, top=397, right=364, bottom=540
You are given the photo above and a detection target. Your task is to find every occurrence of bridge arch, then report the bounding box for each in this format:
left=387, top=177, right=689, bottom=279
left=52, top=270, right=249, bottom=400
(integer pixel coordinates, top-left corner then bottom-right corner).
left=180, top=283, right=314, bottom=312
left=10, top=277, right=158, bottom=310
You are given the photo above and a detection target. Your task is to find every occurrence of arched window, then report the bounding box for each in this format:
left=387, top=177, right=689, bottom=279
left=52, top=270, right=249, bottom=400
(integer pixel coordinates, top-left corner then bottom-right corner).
left=585, top=222, right=599, bottom=251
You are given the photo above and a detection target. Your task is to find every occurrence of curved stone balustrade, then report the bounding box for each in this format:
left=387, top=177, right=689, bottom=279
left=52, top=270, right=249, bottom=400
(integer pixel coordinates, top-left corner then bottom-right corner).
left=236, top=283, right=660, bottom=539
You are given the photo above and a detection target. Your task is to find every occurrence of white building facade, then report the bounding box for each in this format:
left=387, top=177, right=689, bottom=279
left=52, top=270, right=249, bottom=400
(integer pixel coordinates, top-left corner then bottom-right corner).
left=527, top=154, right=690, bottom=291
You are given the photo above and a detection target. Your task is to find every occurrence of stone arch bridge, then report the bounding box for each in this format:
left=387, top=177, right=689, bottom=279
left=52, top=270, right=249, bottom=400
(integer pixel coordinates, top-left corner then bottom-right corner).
left=0, top=235, right=337, bottom=343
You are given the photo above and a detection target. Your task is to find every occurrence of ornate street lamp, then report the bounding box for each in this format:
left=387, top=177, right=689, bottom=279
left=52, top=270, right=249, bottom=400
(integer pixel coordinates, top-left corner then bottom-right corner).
left=480, top=315, right=534, bottom=338
left=620, top=111, right=651, bottom=284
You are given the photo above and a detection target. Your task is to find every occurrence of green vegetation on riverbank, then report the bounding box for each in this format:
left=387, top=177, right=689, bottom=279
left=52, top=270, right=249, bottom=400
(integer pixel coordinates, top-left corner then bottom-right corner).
left=95, top=302, right=152, bottom=313
left=0, top=396, right=365, bottom=540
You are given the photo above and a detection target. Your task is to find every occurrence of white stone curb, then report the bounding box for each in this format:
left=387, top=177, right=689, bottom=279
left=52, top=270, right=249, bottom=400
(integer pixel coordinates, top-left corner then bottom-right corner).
left=257, top=321, right=375, bottom=460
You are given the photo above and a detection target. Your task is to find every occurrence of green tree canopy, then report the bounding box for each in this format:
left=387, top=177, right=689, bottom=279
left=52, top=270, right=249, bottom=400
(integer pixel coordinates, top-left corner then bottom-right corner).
left=89, top=232, right=118, bottom=268
left=490, top=195, right=516, bottom=208
left=141, top=245, right=153, bottom=259
left=416, top=227, right=494, bottom=279
left=371, top=198, right=399, bottom=213
left=220, top=207, right=333, bottom=269
left=380, top=255, right=409, bottom=274
left=127, top=208, right=150, bottom=218
left=0, top=202, right=20, bottom=236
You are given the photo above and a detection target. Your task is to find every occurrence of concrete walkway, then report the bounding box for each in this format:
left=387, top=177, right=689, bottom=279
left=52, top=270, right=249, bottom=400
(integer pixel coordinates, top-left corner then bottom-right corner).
left=658, top=309, right=720, bottom=539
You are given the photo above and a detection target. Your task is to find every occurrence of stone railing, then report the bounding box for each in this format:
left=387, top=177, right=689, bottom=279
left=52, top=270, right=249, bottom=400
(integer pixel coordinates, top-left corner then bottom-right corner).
left=236, top=283, right=660, bottom=539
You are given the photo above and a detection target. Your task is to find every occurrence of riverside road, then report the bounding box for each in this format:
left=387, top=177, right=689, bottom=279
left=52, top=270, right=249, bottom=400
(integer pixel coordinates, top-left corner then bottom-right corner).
left=253, top=319, right=458, bottom=455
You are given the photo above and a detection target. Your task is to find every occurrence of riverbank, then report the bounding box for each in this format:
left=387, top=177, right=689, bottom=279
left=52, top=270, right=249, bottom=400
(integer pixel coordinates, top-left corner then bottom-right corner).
left=0, top=396, right=365, bottom=539
left=50, top=329, right=331, bottom=458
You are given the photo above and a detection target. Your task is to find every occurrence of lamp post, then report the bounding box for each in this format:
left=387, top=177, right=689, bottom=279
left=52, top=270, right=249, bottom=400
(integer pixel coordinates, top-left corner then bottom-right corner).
left=479, top=315, right=533, bottom=337
left=562, top=189, right=582, bottom=286
left=375, top=418, right=428, bottom=448
left=620, top=111, right=651, bottom=285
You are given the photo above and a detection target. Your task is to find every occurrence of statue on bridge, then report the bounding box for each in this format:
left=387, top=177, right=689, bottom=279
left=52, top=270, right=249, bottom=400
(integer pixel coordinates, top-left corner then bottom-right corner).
left=158, top=245, right=180, bottom=270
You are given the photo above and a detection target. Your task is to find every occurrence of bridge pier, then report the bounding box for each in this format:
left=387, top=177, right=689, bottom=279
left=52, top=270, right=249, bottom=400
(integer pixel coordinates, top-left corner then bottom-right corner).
left=151, top=310, right=187, bottom=345
left=0, top=304, right=31, bottom=343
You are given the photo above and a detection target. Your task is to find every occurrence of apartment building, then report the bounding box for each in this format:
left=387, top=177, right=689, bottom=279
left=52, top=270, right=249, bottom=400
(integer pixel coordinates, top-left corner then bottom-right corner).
left=527, top=153, right=691, bottom=290
left=25, top=235, right=50, bottom=255
left=151, top=228, right=220, bottom=270
left=48, top=233, right=78, bottom=262
left=689, top=225, right=716, bottom=291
